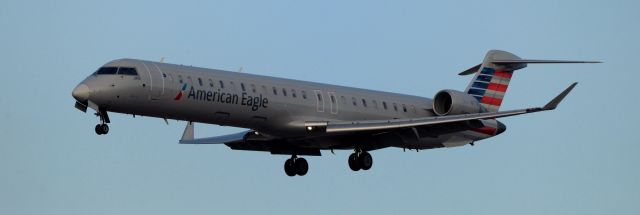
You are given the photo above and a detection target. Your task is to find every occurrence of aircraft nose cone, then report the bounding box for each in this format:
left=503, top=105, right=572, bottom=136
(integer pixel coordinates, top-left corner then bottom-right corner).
left=496, top=121, right=507, bottom=135
left=72, top=84, right=90, bottom=102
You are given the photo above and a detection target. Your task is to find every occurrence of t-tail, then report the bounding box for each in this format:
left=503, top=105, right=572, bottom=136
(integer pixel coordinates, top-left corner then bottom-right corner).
left=460, top=50, right=599, bottom=112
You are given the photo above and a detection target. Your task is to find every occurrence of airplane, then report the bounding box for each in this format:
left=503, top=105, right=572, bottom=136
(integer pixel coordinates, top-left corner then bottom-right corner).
left=71, top=50, right=598, bottom=176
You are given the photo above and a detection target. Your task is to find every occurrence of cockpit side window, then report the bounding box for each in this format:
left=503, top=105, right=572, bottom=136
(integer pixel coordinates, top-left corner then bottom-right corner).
left=95, top=67, right=118, bottom=75
left=117, top=67, right=138, bottom=76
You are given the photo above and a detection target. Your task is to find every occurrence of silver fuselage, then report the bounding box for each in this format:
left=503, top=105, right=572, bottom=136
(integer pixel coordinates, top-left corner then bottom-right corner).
left=73, top=59, right=499, bottom=149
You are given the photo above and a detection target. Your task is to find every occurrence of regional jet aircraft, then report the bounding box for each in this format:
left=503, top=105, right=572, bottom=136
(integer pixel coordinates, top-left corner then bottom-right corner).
left=72, top=50, right=598, bottom=176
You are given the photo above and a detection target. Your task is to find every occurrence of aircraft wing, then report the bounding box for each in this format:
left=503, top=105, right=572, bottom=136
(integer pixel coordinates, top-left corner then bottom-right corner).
left=310, top=82, right=577, bottom=134
left=178, top=82, right=575, bottom=155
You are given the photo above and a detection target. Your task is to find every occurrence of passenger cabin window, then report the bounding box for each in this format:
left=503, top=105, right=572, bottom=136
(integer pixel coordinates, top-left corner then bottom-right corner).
left=187, top=76, right=193, bottom=85
left=383, top=102, right=388, bottom=110
left=393, top=103, right=398, bottom=111
left=262, top=86, right=268, bottom=94
left=282, top=88, right=287, bottom=96
left=241, top=83, right=246, bottom=92
left=402, top=104, right=407, bottom=112
left=198, top=78, right=203, bottom=86
left=341, top=96, right=347, bottom=105
left=301, top=90, right=307, bottom=99
left=352, top=97, right=357, bottom=106
left=330, top=94, right=336, bottom=103
left=291, top=89, right=297, bottom=98
left=272, top=87, right=278, bottom=95
left=251, top=84, right=256, bottom=93
left=96, top=67, right=118, bottom=75
left=118, top=67, right=138, bottom=76
left=317, top=93, right=323, bottom=101
left=178, top=75, right=184, bottom=84
left=372, top=100, right=378, bottom=109
left=208, top=79, right=214, bottom=87
left=362, top=99, right=368, bottom=107
left=219, top=80, right=225, bottom=89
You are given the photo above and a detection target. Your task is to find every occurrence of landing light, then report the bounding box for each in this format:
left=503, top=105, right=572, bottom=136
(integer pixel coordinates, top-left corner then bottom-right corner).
left=306, top=126, right=313, bottom=131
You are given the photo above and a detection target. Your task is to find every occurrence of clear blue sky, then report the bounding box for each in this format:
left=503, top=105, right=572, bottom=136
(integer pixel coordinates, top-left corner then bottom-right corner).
left=1, top=0, right=638, bottom=214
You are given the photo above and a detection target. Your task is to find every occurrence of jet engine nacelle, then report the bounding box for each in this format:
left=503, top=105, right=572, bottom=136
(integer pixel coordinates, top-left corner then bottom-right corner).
left=433, top=90, right=485, bottom=116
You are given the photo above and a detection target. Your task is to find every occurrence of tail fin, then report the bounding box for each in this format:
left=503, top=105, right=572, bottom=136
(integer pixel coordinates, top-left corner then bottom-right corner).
left=463, top=50, right=521, bottom=112
left=461, top=50, right=599, bottom=112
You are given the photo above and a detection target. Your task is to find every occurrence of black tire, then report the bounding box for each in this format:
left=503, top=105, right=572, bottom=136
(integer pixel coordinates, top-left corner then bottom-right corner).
left=95, top=124, right=103, bottom=135
left=295, top=158, right=308, bottom=176
left=284, top=159, right=296, bottom=177
left=348, top=153, right=361, bottom=171
left=100, top=124, right=109, bottom=134
left=360, top=152, right=373, bottom=170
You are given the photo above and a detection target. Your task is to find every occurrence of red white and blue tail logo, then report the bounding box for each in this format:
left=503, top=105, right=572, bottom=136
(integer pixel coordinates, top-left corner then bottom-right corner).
left=466, top=67, right=513, bottom=112
left=174, top=83, right=188, bottom=101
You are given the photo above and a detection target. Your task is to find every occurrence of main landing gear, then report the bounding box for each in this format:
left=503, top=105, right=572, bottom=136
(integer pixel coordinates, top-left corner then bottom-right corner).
left=95, top=124, right=109, bottom=135
left=284, top=155, right=308, bottom=177
left=348, top=150, right=373, bottom=171
left=94, top=109, right=110, bottom=135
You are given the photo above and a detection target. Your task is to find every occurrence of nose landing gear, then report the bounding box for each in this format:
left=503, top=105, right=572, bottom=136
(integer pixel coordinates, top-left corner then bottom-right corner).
left=94, top=109, right=110, bottom=135
left=95, top=124, right=109, bottom=135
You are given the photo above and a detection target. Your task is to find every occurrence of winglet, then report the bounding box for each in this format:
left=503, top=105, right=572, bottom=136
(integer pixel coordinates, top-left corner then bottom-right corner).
left=180, top=121, right=194, bottom=142
left=543, top=82, right=578, bottom=110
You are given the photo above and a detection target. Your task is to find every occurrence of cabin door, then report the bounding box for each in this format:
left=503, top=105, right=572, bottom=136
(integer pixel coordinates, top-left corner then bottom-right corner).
left=141, top=62, right=165, bottom=100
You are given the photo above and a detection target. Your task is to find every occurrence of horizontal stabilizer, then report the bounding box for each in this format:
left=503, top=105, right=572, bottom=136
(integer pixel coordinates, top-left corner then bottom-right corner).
left=459, top=50, right=600, bottom=76
left=492, top=60, right=601, bottom=64
left=459, top=64, right=482, bottom=76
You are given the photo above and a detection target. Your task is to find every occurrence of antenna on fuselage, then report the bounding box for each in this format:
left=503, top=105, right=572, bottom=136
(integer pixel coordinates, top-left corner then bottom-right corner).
left=160, top=57, right=165, bottom=63
left=237, top=66, right=243, bottom=73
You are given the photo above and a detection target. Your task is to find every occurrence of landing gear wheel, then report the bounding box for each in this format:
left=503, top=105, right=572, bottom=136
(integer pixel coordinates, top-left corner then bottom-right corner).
left=95, top=124, right=103, bottom=135
left=295, top=158, right=308, bottom=176
left=359, top=152, right=373, bottom=170
left=348, top=153, right=361, bottom=171
left=284, top=159, right=296, bottom=177
left=100, top=124, right=109, bottom=135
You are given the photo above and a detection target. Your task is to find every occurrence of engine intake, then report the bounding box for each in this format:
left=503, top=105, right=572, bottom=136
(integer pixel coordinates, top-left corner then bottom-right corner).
left=433, top=90, right=485, bottom=116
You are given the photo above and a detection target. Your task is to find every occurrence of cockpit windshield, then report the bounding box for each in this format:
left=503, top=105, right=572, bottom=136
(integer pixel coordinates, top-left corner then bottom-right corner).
left=118, top=67, right=138, bottom=75
left=95, top=67, right=118, bottom=75
left=94, top=67, right=138, bottom=76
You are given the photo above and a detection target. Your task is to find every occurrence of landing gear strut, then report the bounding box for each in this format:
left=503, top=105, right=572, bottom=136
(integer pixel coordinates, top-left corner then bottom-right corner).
left=284, top=155, right=308, bottom=177
left=94, top=109, right=110, bottom=135
left=348, top=149, right=373, bottom=171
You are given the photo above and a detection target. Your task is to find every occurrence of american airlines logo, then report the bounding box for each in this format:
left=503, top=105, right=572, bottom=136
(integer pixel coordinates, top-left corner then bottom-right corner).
left=175, top=83, right=269, bottom=111
left=174, top=83, right=188, bottom=101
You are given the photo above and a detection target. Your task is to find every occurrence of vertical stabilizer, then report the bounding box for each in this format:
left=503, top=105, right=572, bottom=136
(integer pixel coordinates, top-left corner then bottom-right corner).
left=464, top=50, right=523, bottom=112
